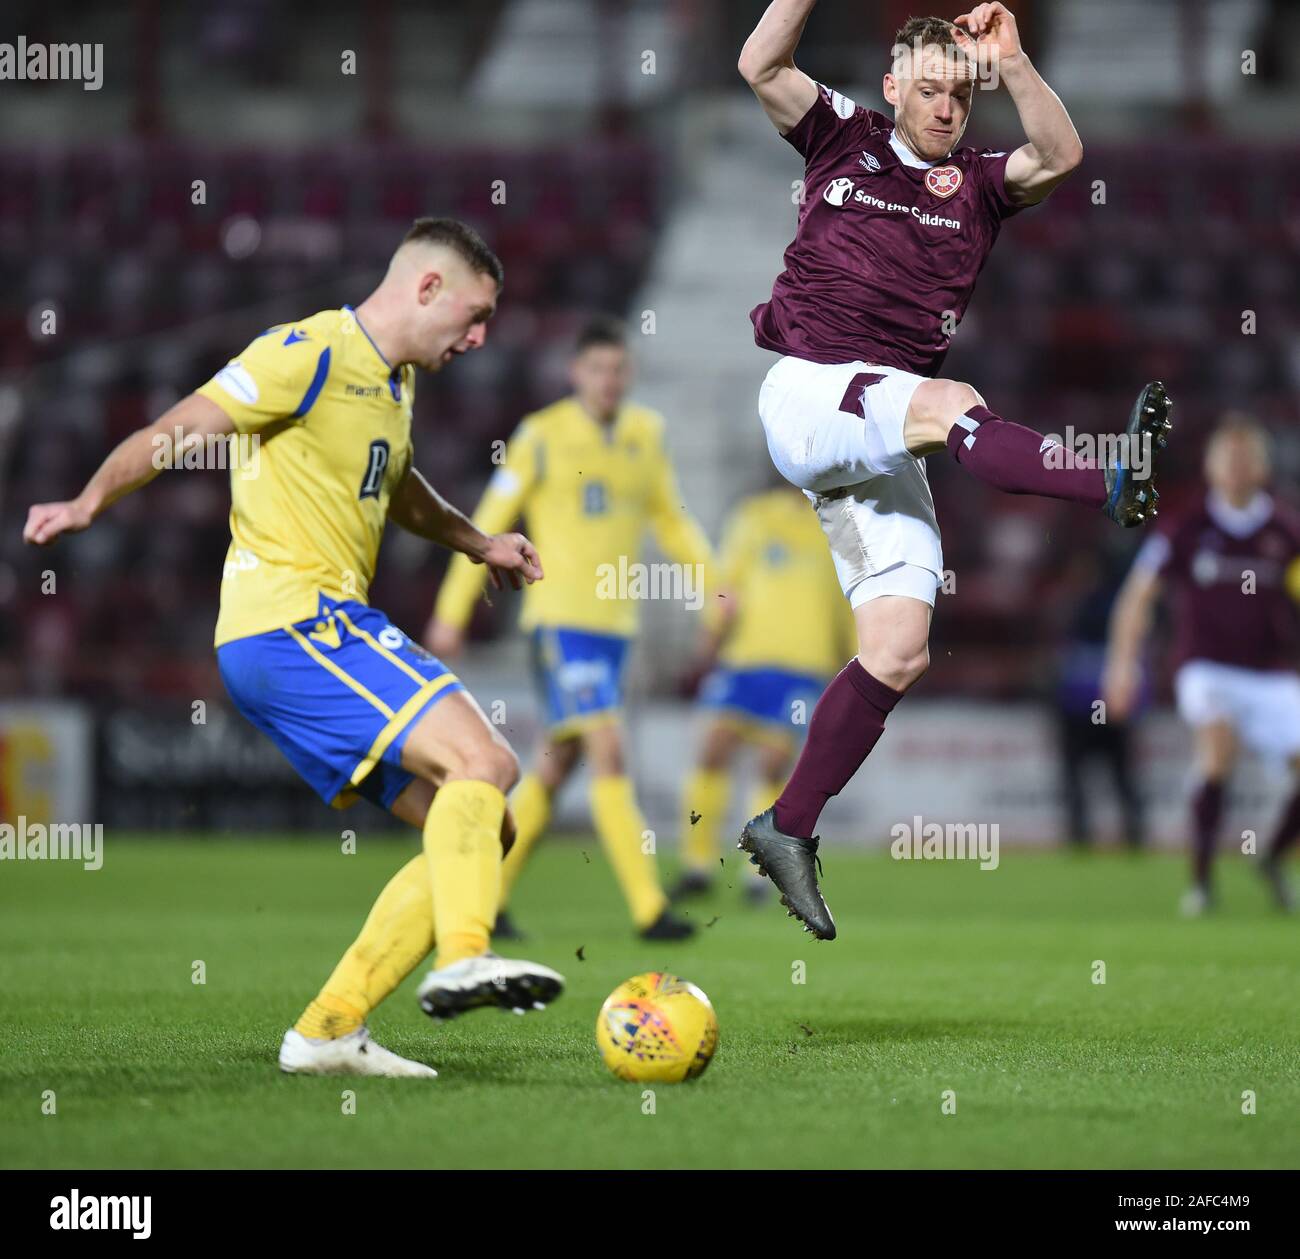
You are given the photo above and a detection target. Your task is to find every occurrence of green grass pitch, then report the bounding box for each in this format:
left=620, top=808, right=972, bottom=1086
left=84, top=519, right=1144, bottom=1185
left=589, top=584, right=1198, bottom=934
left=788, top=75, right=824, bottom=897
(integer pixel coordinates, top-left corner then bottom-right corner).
left=2, top=836, right=1297, bottom=1169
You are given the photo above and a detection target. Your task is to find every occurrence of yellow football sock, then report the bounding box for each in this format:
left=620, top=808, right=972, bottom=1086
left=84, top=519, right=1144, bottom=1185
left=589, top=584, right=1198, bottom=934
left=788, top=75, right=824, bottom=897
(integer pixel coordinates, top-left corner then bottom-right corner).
left=500, top=772, right=551, bottom=907
left=747, top=779, right=783, bottom=824
left=294, top=854, right=434, bottom=1040
left=681, top=766, right=731, bottom=872
left=590, top=774, right=667, bottom=929
left=424, top=779, right=505, bottom=967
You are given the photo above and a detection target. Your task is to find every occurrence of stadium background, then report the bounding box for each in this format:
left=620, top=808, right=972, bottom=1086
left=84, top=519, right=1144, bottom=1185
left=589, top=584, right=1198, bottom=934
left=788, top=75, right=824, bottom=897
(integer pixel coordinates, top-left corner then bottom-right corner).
left=1, top=0, right=1296, bottom=845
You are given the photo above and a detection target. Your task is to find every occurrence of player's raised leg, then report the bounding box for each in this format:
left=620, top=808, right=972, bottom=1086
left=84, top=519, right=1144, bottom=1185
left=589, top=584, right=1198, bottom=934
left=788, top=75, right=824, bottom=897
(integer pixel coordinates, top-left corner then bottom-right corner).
left=905, top=378, right=1174, bottom=527
left=400, top=689, right=565, bottom=1018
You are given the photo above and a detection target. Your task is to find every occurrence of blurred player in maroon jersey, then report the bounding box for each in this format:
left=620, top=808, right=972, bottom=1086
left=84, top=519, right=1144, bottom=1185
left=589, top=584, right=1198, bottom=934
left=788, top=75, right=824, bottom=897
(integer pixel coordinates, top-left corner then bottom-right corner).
left=1104, top=417, right=1300, bottom=914
left=735, top=2, right=1173, bottom=938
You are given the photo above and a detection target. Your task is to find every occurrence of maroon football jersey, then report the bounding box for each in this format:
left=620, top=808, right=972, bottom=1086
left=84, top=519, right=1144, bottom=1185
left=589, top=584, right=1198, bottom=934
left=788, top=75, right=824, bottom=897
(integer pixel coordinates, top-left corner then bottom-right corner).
left=1140, top=493, right=1300, bottom=671
left=750, top=83, right=1023, bottom=375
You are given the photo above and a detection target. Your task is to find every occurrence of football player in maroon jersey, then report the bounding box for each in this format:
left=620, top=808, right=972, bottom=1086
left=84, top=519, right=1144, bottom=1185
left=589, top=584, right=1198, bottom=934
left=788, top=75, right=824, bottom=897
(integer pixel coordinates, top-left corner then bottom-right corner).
left=736, top=3, right=1172, bottom=938
left=1105, top=417, right=1300, bottom=914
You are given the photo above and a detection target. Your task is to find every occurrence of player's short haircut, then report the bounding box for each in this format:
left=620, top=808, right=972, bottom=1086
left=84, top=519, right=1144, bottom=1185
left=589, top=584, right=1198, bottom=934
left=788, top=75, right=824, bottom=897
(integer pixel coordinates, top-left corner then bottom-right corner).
left=574, top=315, right=628, bottom=355
left=399, top=217, right=504, bottom=286
left=892, top=16, right=962, bottom=72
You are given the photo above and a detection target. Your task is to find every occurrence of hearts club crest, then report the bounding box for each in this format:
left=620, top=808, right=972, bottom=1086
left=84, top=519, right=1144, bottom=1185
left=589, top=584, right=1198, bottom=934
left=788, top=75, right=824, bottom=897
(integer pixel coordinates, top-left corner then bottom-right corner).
left=925, top=165, right=963, bottom=199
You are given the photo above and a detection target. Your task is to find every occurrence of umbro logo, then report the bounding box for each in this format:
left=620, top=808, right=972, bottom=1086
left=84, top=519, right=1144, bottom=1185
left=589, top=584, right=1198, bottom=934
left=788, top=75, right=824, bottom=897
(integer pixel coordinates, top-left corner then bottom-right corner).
left=859, top=151, right=881, bottom=173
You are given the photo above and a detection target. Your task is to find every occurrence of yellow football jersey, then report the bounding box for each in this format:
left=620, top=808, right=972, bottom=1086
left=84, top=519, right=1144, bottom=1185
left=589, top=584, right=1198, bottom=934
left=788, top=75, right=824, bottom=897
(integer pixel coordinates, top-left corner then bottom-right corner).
left=435, top=397, right=713, bottom=637
left=196, top=307, right=415, bottom=646
left=707, top=487, right=856, bottom=676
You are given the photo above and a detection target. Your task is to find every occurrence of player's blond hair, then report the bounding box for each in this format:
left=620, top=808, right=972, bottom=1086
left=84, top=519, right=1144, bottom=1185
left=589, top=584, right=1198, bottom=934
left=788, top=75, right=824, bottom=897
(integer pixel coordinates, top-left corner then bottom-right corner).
left=892, top=17, right=960, bottom=61
left=894, top=16, right=960, bottom=51
left=890, top=15, right=970, bottom=82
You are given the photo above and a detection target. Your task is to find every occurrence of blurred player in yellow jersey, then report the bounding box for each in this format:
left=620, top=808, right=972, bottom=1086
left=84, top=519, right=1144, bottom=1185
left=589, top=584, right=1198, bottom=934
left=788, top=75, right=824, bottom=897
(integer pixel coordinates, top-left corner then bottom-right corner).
left=674, top=478, right=856, bottom=902
left=427, top=317, right=713, bottom=940
left=24, top=218, right=566, bottom=1079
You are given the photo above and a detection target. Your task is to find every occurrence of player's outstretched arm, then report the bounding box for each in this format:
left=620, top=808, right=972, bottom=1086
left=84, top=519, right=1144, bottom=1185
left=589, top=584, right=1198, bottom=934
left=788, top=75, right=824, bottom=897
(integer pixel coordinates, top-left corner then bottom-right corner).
left=423, top=422, right=539, bottom=652
left=23, top=393, right=234, bottom=546
left=389, top=464, right=542, bottom=591
left=738, top=0, right=820, bottom=133
left=1101, top=565, right=1162, bottom=722
left=954, top=3, right=1082, bottom=206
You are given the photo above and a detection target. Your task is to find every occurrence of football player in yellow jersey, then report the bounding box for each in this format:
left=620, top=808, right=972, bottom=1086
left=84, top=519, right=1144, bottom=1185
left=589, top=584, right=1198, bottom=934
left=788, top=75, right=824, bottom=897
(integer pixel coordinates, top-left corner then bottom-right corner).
left=23, top=218, right=567, bottom=1079
left=426, top=317, right=713, bottom=941
left=674, top=479, right=857, bottom=902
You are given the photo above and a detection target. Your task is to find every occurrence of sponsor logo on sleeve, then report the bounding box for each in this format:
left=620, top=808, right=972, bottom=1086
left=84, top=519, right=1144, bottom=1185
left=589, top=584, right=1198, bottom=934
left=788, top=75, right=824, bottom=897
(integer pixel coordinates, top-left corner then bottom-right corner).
left=825, top=87, right=857, bottom=119
left=213, top=361, right=259, bottom=405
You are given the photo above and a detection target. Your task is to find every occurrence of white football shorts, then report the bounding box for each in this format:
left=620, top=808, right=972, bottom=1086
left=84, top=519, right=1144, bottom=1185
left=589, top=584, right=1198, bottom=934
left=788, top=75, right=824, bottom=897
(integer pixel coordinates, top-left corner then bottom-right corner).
left=757, top=354, right=943, bottom=609
left=1174, top=659, right=1300, bottom=761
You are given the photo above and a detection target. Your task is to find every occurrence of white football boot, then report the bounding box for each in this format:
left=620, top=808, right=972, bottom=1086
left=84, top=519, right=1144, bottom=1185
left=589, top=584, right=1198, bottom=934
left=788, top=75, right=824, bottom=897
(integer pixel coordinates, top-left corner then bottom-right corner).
left=278, top=1026, right=437, bottom=1078
left=416, top=951, right=565, bottom=1021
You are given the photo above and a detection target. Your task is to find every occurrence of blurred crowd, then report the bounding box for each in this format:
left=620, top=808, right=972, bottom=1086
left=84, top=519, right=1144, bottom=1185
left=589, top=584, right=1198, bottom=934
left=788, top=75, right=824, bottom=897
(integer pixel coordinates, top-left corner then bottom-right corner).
left=2, top=0, right=1297, bottom=711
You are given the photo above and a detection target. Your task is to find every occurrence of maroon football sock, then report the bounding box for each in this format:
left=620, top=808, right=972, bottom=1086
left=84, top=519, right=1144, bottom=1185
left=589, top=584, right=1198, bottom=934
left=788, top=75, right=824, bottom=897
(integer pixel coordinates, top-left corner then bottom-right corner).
left=1264, top=787, right=1300, bottom=862
left=773, top=660, right=903, bottom=839
left=1191, top=779, right=1225, bottom=888
left=945, top=406, right=1107, bottom=506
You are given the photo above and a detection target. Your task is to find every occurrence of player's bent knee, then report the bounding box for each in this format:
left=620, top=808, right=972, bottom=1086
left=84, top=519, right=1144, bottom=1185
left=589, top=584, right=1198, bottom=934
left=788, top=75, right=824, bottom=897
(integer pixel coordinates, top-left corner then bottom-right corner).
left=483, top=742, right=522, bottom=794
left=892, top=645, right=930, bottom=689
left=860, top=643, right=929, bottom=691
left=447, top=737, right=520, bottom=794
left=908, top=379, right=985, bottom=446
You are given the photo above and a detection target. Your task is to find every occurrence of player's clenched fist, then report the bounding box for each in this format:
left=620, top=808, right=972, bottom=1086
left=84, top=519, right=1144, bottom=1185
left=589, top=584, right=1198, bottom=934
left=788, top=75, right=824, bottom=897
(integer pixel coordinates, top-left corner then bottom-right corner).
left=474, top=530, right=544, bottom=590
left=953, top=3, right=1022, bottom=61
left=23, top=498, right=94, bottom=546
